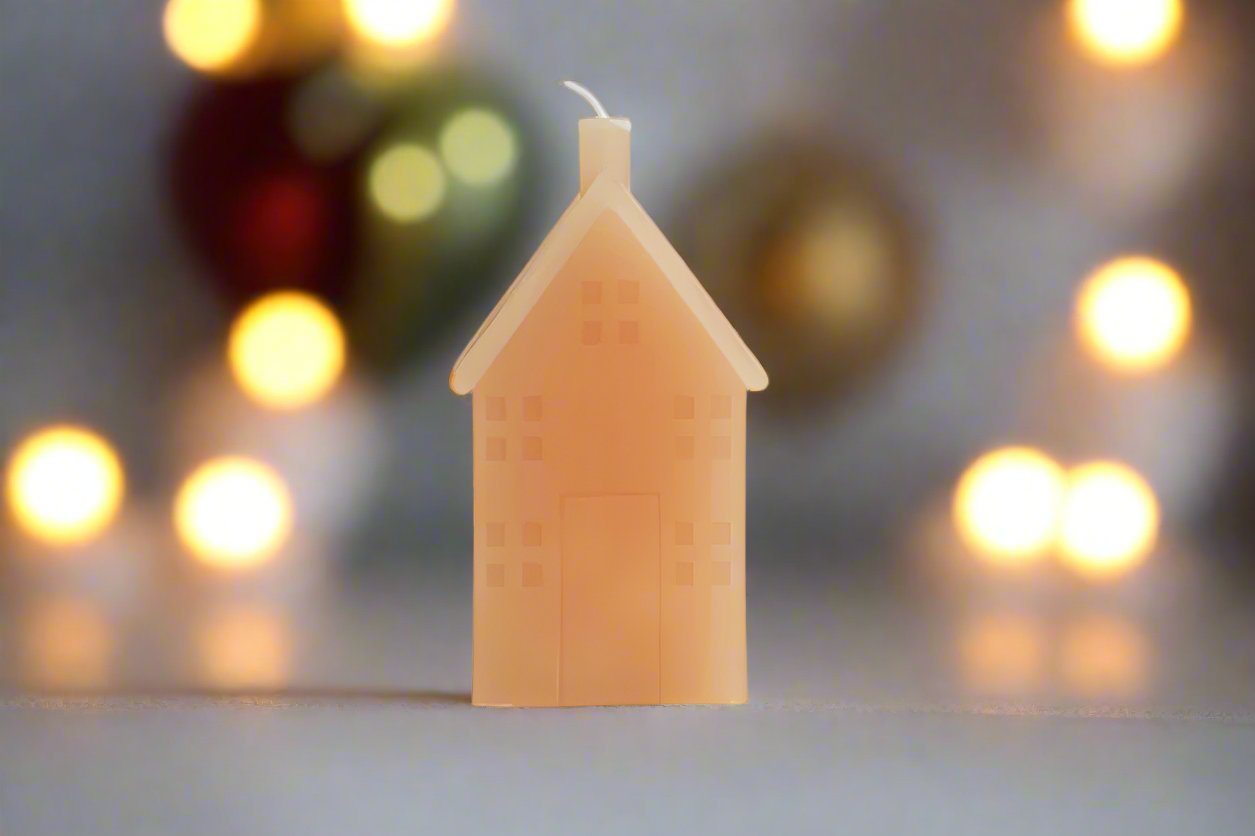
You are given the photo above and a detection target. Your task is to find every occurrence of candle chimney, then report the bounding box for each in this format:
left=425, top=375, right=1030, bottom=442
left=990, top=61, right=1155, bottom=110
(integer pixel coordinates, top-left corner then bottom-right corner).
left=564, top=81, right=631, bottom=195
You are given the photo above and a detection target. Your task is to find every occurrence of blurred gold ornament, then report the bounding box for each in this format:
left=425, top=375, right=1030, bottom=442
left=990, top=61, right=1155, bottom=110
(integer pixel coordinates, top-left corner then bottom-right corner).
left=1058, top=461, right=1158, bottom=578
left=957, top=611, right=1046, bottom=695
left=1059, top=614, right=1149, bottom=697
left=21, top=597, right=113, bottom=689
left=196, top=604, right=292, bottom=689
left=175, top=457, right=293, bottom=569
left=1068, top=0, right=1184, bottom=66
left=1076, top=256, right=1191, bottom=372
left=954, top=447, right=1066, bottom=565
left=229, top=291, right=347, bottom=410
left=164, top=0, right=262, bottom=74
left=6, top=425, right=124, bottom=546
left=345, top=0, right=453, bottom=48
left=439, top=108, right=518, bottom=186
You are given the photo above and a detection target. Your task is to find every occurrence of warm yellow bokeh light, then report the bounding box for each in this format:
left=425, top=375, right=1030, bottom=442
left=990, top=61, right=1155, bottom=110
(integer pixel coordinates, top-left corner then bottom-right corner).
left=6, top=426, right=124, bottom=546
left=957, top=612, right=1046, bottom=695
left=344, top=0, right=453, bottom=48
left=196, top=604, right=291, bottom=689
left=954, top=447, right=1066, bottom=564
left=175, top=457, right=293, bottom=569
left=1076, top=256, right=1191, bottom=372
left=229, top=291, right=346, bottom=409
left=21, top=597, right=113, bottom=689
left=1060, top=614, right=1149, bottom=697
left=163, top=0, right=262, bottom=73
left=1059, top=461, right=1158, bottom=578
left=1068, top=0, right=1184, bottom=66
left=368, top=144, right=448, bottom=222
left=439, top=109, right=517, bottom=186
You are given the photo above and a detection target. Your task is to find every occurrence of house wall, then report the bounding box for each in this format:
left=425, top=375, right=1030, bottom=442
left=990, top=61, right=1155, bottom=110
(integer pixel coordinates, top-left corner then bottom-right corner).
left=472, top=208, right=747, bottom=706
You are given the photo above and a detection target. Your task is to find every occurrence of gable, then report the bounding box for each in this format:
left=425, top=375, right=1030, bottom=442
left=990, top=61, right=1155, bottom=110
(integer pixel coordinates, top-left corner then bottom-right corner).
left=449, top=174, right=768, bottom=395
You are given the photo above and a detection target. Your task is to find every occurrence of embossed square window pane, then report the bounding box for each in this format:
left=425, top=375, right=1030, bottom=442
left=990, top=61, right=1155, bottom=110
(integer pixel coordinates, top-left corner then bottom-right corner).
left=522, top=395, right=542, bottom=421
left=712, top=522, right=732, bottom=546
left=522, top=563, right=543, bottom=588
left=675, top=562, right=694, bottom=586
left=676, top=436, right=695, bottom=460
left=522, top=522, right=542, bottom=547
left=487, top=396, right=506, bottom=421
left=486, top=523, right=505, bottom=547
left=581, top=321, right=601, bottom=345
left=487, top=564, right=506, bottom=587
left=581, top=281, right=602, bottom=303
left=522, top=437, right=543, bottom=461
left=618, top=280, right=639, bottom=303
left=618, top=321, right=639, bottom=344
left=711, top=561, right=732, bottom=586
left=675, top=521, right=694, bottom=546
left=674, top=395, right=695, bottom=419
left=711, top=395, right=731, bottom=419
left=712, top=436, right=732, bottom=460
left=487, top=437, right=506, bottom=461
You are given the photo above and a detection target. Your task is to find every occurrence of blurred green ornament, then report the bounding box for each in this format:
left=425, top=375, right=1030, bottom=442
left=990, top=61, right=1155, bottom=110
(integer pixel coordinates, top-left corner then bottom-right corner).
left=677, top=139, right=920, bottom=408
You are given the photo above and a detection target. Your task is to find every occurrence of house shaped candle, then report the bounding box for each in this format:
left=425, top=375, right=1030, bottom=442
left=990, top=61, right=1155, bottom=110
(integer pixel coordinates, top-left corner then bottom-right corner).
left=450, top=83, right=768, bottom=707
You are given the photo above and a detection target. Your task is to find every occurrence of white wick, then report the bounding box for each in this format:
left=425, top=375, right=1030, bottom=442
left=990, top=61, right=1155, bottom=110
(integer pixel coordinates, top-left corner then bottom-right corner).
left=562, top=80, right=610, bottom=118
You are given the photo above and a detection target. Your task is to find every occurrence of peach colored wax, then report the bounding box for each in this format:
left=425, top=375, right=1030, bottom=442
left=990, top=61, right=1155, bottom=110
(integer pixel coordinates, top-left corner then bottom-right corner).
left=450, top=83, right=767, bottom=706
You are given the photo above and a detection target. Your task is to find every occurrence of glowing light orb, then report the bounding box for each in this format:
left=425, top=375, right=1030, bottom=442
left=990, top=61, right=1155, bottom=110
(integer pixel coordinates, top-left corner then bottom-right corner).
left=229, top=291, right=346, bottom=410
left=439, top=109, right=517, bottom=186
left=1068, top=0, right=1184, bottom=66
left=1076, top=256, right=1191, bottom=372
left=345, top=0, right=453, bottom=48
left=368, top=144, right=447, bottom=222
left=22, top=597, right=113, bottom=689
left=175, top=457, right=292, bottom=569
left=953, top=447, right=1066, bottom=564
left=6, top=426, right=124, bottom=546
left=1058, top=461, right=1158, bottom=578
left=163, top=0, right=262, bottom=73
left=1060, top=615, right=1149, bottom=697
left=197, top=604, right=291, bottom=689
left=957, top=612, right=1046, bottom=694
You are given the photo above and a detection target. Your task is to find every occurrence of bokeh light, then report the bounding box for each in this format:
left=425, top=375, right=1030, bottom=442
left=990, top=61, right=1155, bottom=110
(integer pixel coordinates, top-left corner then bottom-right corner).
left=6, top=426, right=125, bottom=546
left=1068, top=0, right=1184, bottom=66
left=229, top=291, right=346, bottom=410
left=439, top=109, right=518, bottom=186
left=344, top=0, right=453, bottom=48
left=175, top=457, right=293, bottom=569
left=163, top=0, right=262, bottom=74
left=21, top=597, right=113, bottom=689
left=1059, top=461, right=1158, bottom=578
left=953, top=447, right=1066, bottom=565
left=957, top=612, right=1046, bottom=695
left=196, top=604, right=291, bottom=689
left=368, top=144, right=447, bottom=222
left=1076, top=256, right=1191, bottom=373
left=1060, top=614, right=1149, bottom=697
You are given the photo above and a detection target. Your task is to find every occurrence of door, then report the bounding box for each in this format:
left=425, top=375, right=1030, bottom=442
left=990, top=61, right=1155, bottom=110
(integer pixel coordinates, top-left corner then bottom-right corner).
left=560, top=494, right=661, bottom=705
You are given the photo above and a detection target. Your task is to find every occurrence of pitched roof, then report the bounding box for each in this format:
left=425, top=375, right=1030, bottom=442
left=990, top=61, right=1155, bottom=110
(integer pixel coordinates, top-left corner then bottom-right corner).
left=450, top=174, right=769, bottom=394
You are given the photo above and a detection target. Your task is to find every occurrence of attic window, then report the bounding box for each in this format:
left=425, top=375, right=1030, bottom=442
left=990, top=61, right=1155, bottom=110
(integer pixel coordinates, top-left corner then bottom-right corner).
left=581, top=321, right=602, bottom=345
left=618, top=280, right=639, bottom=303
left=581, top=281, right=602, bottom=303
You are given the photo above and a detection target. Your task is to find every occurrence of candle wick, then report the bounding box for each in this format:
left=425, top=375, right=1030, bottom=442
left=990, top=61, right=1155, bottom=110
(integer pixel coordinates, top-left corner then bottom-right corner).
left=561, top=80, right=609, bottom=118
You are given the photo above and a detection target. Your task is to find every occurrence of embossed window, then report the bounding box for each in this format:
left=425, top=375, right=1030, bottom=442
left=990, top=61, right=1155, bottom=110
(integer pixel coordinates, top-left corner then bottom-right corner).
left=675, top=521, right=694, bottom=546
left=581, top=321, right=602, bottom=345
left=522, top=522, right=542, bottom=547
left=522, top=436, right=543, bottom=461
